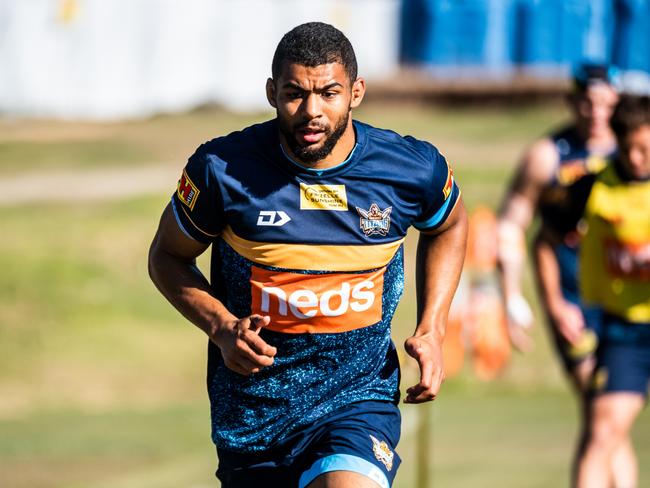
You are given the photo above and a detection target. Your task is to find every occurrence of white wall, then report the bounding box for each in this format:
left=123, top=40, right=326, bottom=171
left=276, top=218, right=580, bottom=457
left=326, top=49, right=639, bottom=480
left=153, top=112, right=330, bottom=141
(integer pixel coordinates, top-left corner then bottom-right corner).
left=0, top=0, right=400, bottom=119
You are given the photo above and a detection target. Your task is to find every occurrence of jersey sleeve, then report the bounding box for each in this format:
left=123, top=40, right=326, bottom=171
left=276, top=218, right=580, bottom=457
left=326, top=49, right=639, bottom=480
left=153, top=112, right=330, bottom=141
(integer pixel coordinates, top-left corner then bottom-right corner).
left=170, top=145, right=225, bottom=244
left=413, top=145, right=461, bottom=232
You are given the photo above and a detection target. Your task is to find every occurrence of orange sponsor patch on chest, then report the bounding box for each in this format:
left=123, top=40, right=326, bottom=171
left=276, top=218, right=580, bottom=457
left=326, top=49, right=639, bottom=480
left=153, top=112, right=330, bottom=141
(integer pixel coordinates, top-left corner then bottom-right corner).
left=250, top=266, right=385, bottom=333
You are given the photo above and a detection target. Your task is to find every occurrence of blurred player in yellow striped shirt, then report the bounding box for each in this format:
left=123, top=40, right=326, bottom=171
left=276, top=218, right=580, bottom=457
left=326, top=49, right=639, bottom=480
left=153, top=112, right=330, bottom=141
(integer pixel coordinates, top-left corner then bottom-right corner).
left=577, top=95, right=650, bottom=488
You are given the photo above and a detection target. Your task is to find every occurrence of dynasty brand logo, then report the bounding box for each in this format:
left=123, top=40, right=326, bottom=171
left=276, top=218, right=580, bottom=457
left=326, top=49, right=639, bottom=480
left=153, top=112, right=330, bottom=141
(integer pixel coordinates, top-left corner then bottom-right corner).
left=257, top=210, right=291, bottom=227
left=356, top=203, right=392, bottom=237
left=250, top=267, right=384, bottom=333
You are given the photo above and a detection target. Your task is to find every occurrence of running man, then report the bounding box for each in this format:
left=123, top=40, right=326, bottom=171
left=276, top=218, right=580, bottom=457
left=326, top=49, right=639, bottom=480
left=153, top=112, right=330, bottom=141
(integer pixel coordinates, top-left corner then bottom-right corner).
left=148, top=22, right=467, bottom=488
left=496, top=63, right=621, bottom=480
left=576, top=94, right=650, bottom=488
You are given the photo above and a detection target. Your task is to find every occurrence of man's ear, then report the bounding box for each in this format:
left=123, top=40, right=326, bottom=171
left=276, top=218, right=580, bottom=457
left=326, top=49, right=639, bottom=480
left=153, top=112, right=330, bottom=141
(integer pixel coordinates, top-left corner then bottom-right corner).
left=350, top=77, right=366, bottom=109
left=266, top=78, right=277, bottom=108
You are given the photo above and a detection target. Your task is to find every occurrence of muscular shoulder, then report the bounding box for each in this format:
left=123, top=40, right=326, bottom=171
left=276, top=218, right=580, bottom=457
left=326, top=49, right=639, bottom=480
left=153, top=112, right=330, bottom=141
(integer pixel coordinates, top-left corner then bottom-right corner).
left=191, top=120, right=275, bottom=171
left=518, top=137, right=559, bottom=185
left=364, top=123, right=441, bottom=156
left=361, top=122, right=447, bottom=178
left=498, top=135, right=559, bottom=221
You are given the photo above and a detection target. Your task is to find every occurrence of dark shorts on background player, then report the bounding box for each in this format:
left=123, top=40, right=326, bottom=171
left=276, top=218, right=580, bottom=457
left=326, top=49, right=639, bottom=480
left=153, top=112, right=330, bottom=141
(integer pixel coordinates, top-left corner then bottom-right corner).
left=216, top=400, right=402, bottom=488
left=591, top=315, right=650, bottom=397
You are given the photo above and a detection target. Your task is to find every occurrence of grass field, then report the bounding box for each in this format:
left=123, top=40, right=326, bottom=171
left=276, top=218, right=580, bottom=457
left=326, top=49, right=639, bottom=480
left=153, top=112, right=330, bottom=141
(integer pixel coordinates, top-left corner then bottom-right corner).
left=1, top=102, right=648, bottom=487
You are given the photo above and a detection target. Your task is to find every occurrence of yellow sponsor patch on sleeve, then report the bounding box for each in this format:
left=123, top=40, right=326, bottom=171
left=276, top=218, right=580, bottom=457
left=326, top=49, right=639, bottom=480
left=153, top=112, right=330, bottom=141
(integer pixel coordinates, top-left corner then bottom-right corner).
left=300, top=183, right=348, bottom=211
left=177, top=170, right=200, bottom=210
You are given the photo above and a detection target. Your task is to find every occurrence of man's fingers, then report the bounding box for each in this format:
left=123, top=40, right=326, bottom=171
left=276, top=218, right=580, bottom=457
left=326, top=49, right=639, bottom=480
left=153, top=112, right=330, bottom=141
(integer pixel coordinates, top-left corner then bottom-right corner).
left=219, top=315, right=277, bottom=375
left=404, top=338, right=420, bottom=359
left=418, top=353, right=434, bottom=388
left=564, top=328, right=582, bottom=346
left=404, top=385, right=437, bottom=403
left=235, top=315, right=276, bottom=357
left=239, top=328, right=277, bottom=358
left=224, top=343, right=274, bottom=375
left=404, top=362, right=444, bottom=403
left=225, top=357, right=256, bottom=376
left=403, top=335, right=445, bottom=403
left=249, top=315, right=271, bottom=334
left=235, top=337, right=275, bottom=367
left=405, top=367, right=444, bottom=403
left=508, top=324, right=534, bottom=352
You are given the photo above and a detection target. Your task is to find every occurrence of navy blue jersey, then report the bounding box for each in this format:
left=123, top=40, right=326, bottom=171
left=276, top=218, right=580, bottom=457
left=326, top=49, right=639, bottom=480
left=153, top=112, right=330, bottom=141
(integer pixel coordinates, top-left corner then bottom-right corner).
left=538, top=126, right=613, bottom=238
left=170, top=119, right=460, bottom=453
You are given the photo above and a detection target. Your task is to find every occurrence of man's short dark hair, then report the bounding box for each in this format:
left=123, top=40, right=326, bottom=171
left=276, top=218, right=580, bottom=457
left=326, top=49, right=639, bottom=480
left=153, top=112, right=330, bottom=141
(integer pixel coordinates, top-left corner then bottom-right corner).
left=271, top=22, right=358, bottom=82
left=610, top=95, right=650, bottom=140
left=572, top=62, right=618, bottom=93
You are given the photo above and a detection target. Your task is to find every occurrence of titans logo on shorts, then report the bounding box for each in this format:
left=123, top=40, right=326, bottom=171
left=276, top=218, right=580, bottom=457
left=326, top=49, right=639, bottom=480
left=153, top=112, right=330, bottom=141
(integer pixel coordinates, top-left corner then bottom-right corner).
left=170, top=119, right=460, bottom=453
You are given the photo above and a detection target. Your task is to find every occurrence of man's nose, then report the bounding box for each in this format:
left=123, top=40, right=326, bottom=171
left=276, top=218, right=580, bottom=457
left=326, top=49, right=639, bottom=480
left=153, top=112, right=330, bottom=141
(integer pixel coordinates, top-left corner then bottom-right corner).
left=301, top=93, right=322, bottom=119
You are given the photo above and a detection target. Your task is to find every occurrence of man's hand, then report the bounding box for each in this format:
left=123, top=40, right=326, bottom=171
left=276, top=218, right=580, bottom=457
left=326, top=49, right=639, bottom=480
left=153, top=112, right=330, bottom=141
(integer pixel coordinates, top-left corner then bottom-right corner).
left=549, top=300, right=585, bottom=346
left=403, top=334, right=445, bottom=403
left=505, top=293, right=535, bottom=352
left=212, top=314, right=277, bottom=376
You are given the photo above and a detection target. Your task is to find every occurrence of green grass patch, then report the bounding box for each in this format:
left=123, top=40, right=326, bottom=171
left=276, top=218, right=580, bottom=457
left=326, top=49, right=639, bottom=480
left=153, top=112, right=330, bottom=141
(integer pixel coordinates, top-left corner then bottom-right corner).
left=0, top=403, right=215, bottom=488
left=0, top=195, right=210, bottom=411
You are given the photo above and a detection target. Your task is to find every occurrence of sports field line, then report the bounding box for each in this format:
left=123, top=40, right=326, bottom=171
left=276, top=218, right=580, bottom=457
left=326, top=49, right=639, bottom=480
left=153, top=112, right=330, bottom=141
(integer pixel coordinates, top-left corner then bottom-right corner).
left=0, top=166, right=179, bottom=206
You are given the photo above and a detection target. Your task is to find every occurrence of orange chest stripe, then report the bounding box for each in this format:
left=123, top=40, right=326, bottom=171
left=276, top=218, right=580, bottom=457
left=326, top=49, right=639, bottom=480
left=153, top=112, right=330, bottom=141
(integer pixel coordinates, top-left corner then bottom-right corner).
left=250, top=267, right=385, bottom=333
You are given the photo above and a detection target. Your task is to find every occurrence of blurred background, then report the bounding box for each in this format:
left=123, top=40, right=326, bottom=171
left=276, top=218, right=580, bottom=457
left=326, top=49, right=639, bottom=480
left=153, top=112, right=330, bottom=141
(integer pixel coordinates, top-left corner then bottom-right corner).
left=1, top=1, right=649, bottom=487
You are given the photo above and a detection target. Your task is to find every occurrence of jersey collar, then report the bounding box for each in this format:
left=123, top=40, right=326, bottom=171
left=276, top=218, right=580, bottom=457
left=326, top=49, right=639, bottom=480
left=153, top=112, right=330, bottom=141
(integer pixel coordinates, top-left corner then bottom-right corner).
left=272, top=119, right=367, bottom=179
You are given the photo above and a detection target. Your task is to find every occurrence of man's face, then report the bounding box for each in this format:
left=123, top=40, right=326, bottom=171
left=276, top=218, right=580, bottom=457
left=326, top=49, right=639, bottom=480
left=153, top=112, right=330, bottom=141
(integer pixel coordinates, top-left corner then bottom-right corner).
left=619, top=124, right=650, bottom=180
left=570, top=83, right=619, bottom=138
left=267, top=62, right=363, bottom=164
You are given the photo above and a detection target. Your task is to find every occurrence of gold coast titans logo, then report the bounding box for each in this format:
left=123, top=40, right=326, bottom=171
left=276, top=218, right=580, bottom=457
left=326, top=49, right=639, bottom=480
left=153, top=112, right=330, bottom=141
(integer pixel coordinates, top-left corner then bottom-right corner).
left=356, top=203, right=392, bottom=237
left=370, top=434, right=394, bottom=471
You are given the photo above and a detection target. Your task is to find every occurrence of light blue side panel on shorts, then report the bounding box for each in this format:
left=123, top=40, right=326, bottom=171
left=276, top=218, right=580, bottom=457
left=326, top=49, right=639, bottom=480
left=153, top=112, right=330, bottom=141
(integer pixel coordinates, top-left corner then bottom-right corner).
left=298, top=454, right=390, bottom=488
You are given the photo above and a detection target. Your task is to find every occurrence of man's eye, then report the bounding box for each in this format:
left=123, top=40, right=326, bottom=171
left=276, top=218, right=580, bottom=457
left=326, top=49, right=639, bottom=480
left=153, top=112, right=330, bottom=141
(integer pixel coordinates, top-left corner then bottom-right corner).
left=323, top=92, right=337, bottom=99
left=287, top=92, right=303, bottom=99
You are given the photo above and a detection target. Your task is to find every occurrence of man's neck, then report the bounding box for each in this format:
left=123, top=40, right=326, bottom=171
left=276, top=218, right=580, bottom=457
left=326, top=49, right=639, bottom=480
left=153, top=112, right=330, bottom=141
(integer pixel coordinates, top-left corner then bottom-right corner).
left=576, top=125, right=616, bottom=155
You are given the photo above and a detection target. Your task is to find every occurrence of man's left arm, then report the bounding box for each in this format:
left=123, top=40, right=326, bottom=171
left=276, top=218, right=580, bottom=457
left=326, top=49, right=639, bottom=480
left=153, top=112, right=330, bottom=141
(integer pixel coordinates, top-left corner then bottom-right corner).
left=404, top=198, right=468, bottom=403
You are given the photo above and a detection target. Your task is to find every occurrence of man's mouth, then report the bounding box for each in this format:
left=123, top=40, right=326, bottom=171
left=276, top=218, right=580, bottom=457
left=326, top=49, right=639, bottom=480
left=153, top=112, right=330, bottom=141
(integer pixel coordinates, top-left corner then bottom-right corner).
left=297, top=127, right=326, bottom=144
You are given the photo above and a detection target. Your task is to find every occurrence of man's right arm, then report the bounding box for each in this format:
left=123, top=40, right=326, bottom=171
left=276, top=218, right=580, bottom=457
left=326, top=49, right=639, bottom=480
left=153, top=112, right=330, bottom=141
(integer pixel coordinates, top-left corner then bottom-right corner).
left=533, top=231, right=585, bottom=346
left=148, top=203, right=276, bottom=375
left=497, top=138, right=557, bottom=348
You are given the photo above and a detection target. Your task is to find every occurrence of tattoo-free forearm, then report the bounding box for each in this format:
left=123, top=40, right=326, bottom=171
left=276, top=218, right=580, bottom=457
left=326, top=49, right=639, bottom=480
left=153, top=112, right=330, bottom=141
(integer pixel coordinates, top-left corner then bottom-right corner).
left=415, top=201, right=468, bottom=340
left=148, top=238, right=235, bottom=338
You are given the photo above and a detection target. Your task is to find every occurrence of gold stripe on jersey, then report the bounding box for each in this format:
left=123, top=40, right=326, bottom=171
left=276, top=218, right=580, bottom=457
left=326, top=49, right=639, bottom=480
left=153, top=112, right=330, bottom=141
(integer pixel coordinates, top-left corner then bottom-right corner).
left=221, top=226, right=404, bottom=271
